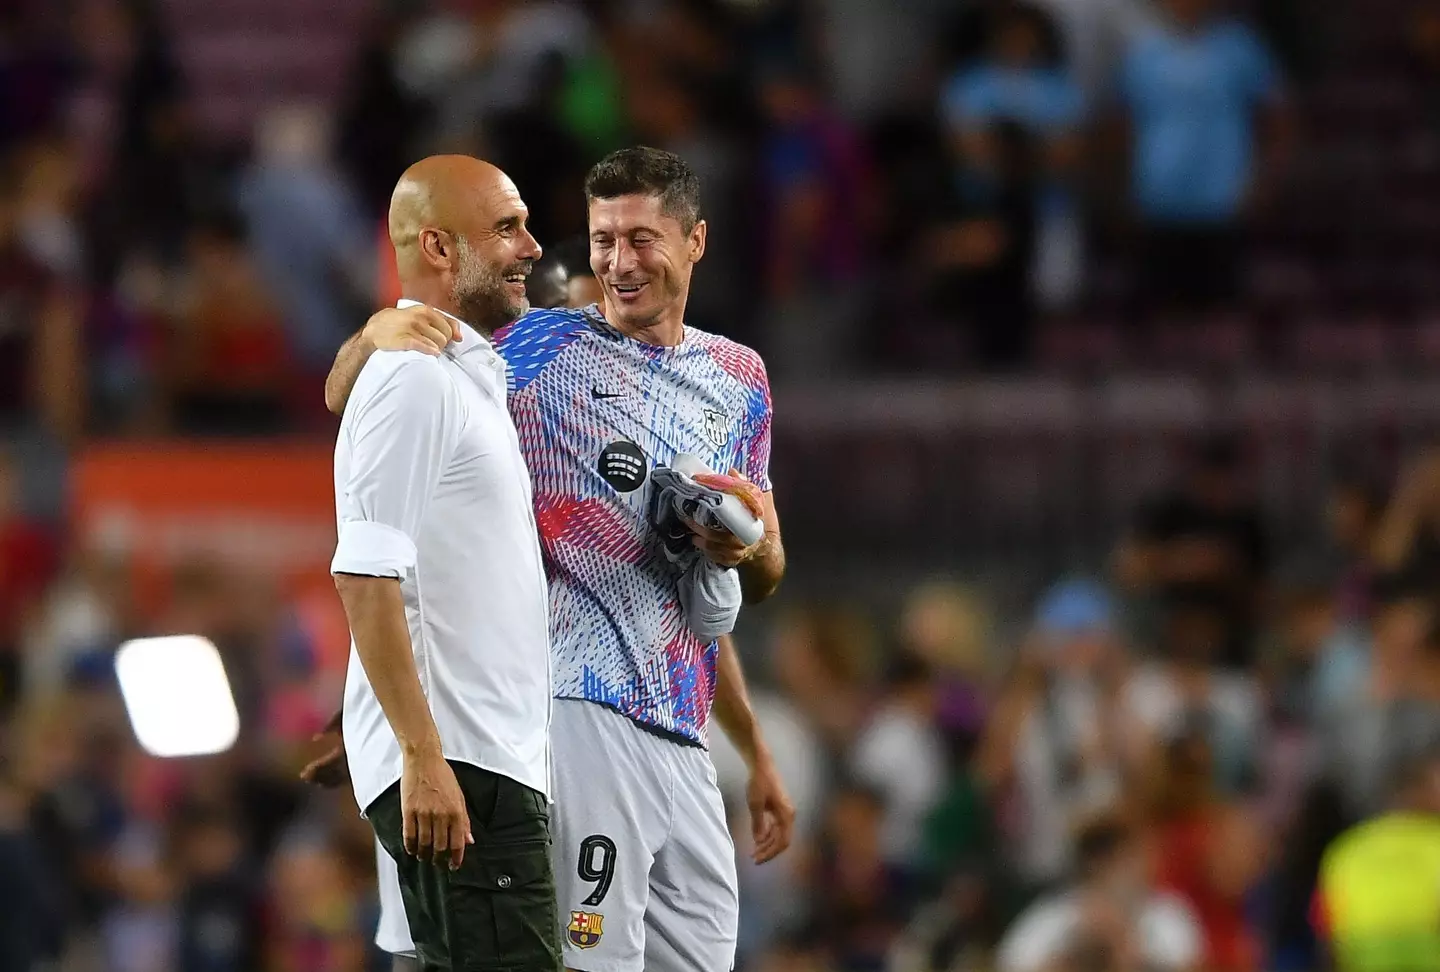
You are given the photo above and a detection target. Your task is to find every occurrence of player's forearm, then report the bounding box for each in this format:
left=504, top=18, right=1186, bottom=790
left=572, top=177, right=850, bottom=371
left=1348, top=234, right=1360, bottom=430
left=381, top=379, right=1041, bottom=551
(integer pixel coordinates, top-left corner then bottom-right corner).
left=334, top=573, right=442, bottom=758
left=325, top=329, right=378, bottom=415
left=739, top=534, right=785, bottom=603
left=713, top=634, right=767, bottom=769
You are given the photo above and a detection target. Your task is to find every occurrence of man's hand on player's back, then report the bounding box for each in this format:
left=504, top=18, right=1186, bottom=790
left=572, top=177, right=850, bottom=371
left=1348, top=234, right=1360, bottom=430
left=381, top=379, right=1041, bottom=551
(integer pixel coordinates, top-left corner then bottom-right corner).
left=368, top=305, right=461, bottom=356
left=324, top=305, right=462, bottom=415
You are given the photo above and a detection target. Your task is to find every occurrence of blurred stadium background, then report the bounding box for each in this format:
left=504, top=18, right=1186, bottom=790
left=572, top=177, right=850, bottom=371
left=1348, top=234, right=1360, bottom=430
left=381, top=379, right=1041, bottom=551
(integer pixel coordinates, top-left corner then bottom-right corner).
left=2, top=0, right=1440, bottom=969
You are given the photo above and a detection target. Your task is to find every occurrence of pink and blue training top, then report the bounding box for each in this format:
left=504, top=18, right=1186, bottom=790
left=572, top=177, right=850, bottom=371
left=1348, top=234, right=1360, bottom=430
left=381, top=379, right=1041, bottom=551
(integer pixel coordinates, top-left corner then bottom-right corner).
left=494, top=305, right=773, bottom=746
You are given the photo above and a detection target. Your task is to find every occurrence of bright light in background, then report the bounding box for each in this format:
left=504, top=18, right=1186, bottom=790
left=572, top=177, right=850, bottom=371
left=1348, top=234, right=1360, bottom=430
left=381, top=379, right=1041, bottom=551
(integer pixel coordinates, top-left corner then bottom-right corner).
left=114, top=635, right=240, bottom=758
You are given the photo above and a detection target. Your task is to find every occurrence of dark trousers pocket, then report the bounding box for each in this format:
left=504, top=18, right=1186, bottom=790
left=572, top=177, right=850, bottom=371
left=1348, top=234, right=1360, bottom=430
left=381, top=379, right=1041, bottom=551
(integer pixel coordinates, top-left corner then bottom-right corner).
left=449, top=841, right=561, bottom=972
left=367, top=765, right=561, bottom=972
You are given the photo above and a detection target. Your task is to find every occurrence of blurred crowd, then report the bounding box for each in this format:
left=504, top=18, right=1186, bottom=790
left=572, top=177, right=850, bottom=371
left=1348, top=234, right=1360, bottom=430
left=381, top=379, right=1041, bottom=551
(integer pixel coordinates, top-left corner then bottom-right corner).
left=706, top=435, right=1440, bottom=972
left=3, top=0, right=1440, bottom=970
left=4, top=418, right=1440, bottom=971
left=1, top=0, right=1405, bottom=449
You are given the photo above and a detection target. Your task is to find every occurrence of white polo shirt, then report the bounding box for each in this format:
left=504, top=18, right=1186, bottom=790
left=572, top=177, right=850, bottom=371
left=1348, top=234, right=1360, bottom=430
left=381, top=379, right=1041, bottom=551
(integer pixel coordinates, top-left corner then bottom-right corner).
left=332, top=300, right=551, bottom=812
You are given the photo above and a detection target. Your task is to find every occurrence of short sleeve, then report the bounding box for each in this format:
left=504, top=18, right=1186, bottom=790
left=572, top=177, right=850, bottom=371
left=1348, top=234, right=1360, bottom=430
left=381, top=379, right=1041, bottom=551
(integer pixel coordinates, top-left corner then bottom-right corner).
left=740, top=359, right=773, bottom=492
left=331, top=353, right=460, bottom=579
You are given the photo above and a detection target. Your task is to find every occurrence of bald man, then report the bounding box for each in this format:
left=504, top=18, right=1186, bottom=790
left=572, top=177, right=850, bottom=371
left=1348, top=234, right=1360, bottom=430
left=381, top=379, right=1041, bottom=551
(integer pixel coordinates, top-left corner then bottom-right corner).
left=328, top=155, right=560, bottom=972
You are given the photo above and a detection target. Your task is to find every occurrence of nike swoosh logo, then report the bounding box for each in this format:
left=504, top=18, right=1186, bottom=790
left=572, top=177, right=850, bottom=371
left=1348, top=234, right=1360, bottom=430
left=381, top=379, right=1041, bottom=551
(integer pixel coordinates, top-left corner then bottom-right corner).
left=591, top=387, right=626, bottom=400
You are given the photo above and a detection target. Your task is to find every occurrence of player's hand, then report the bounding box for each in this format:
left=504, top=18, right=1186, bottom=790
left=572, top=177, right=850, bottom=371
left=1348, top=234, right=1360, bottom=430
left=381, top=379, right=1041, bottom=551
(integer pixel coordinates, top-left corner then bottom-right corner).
left=685, top=469, right=767, bottom=567
left=299, top=708, right=349, bottom=789
left=401, top=749, right=473, bottom=870
left=364, top=305, right=461, bottom=356
left=746, top=754, right=795, bottom=865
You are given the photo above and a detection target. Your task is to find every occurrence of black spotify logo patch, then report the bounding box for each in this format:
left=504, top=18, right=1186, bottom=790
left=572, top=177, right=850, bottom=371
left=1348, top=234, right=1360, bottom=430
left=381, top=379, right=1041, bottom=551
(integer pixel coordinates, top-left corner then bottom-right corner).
left=598, top=439, right=648, bottom=493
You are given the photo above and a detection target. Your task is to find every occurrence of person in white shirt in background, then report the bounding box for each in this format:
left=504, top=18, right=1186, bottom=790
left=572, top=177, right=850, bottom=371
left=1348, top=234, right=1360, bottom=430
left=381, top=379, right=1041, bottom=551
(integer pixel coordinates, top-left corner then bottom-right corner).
left=850, top=652, right=949, bottom=865
left=329, top=154, right=558, bottom=972
left=997, top=813, right=1202, bottom=972
left=977, top=580, right=1133, bottom=890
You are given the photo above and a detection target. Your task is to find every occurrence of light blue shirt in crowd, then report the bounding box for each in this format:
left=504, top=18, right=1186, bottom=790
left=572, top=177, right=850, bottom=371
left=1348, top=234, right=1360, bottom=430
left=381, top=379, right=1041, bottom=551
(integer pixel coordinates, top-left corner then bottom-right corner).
left=943, top=64, right=1085, bottom=136
left=1120, top=19, right=1280, bottom=223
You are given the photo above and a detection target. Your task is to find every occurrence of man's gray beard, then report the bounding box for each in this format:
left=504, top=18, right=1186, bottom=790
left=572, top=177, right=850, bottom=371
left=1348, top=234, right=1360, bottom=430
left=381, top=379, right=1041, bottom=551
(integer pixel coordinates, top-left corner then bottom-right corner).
left=452, top=237, right=527, bottom=335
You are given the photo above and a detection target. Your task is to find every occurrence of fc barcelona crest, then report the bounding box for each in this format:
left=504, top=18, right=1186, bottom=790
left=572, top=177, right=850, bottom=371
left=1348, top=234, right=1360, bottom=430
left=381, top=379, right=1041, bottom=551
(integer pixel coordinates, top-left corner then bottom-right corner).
left=703, top=408, right=729, bottom=449
left=568, top=911, right=604, bottom=949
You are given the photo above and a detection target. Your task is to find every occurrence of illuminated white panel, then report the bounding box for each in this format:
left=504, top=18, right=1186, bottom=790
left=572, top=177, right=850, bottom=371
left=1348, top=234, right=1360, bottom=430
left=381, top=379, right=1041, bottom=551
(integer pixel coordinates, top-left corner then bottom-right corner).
left=114, top=636, right=240, bottom=758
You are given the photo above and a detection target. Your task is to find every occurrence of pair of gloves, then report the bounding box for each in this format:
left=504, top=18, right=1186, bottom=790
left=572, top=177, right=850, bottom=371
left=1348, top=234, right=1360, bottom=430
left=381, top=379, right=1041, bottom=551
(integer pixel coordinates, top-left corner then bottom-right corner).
left=650, top=454, right=764, bottom=639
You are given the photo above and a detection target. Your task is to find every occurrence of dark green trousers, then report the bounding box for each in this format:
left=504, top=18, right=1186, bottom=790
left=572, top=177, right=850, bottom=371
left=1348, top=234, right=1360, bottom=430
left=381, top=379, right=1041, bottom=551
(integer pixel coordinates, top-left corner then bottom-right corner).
left=368, top=762, right=561, bottom=972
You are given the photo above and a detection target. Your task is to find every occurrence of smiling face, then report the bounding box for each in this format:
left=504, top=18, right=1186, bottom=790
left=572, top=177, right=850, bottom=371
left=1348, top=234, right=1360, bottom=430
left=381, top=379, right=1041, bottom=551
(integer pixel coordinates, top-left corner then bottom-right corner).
left=447, top=173, right=542, bottom=330
left=588, top=192, right=705, bottom=333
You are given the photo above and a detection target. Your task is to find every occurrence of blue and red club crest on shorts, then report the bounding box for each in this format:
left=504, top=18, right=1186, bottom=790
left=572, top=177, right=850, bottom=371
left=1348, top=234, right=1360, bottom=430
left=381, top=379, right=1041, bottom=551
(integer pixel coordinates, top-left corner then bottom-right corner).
left=568, top=911, right=604, bottom=949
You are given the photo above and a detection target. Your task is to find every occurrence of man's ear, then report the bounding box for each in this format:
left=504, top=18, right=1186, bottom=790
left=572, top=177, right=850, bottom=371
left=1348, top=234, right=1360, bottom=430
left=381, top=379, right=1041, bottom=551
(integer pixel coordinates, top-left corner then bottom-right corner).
left=689, top=220, right=707, bottom=265
left=418, top=228, right=454, bottom=272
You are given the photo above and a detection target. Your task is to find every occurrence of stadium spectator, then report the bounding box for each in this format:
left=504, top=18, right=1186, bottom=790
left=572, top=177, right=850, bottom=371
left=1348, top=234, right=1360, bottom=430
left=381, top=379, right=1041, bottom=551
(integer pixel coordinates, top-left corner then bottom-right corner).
left=333, top=3, right=433, bottom=217
left=1266, top=576, right=1346, bottom=726
left=76, top=0, right=211, bottom=285
left=0, top=760, right=65, bottom=970
left=0, top=166, right=83, bottom=441
left=0, top=451, right=56, bottom=713
left=806, top=783, right=915, bottom=972
left=552, top=234, right=603, bottom=309
left=1143, top=728, right=1266, bottom=971
left=976, top=579, right=1133, bottom=889
left=21, top=530, right=136, bottom=700
left=1372, top=450, right=1440, bottom=582
left=626, top=65, right=747, bottom=335
left=1123, top=587, right=1264, bottom=796
left=850, top=652, right=948, bottom=866
left=1116, top=432, right=1269, bottom=667
left=1319, top=572, right=1440, bottom=818
left=995, top=812, right=1203, bottom=972
left=165, top=214, right=295, bottom=436
left=265, top=831, right=371, bottom=971
left=1315, top=737, right=1440, bottom=972
left=1116, top=0, right=1291, bottom=312
left=897, top=579, right=993, bottom=753
left=757, top=62, right=872, bottom=378
left=170, top=802, right=264, bottom=972
left=770, top=606, right=876, bottom=754
left=1323, top=467, right=1390, bottom=623
left=237, top=104, right=373, bottom=378
left=941, top=1, right=1086, bottom=336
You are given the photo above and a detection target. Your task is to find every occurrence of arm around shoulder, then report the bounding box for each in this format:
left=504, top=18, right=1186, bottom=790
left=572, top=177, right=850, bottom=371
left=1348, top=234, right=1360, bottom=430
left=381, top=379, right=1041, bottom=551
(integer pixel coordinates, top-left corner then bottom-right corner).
left=326, top=304, right=461, bottom=415
left=325, top=328, right=380, bottom=416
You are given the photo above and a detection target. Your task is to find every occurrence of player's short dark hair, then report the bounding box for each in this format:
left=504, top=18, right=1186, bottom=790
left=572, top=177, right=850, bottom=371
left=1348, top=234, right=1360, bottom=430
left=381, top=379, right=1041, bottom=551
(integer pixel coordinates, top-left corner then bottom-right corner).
left=585, top=147, right=701, bottom=233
